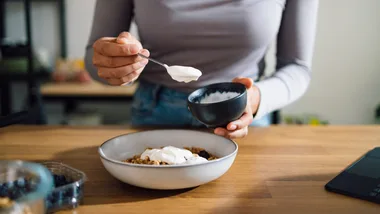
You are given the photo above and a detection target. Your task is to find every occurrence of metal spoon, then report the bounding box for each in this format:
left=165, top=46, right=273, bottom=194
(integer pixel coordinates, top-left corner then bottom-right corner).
left=137, top=53, right=202, bottom=82
left=138, top=53, right=168, bottom=68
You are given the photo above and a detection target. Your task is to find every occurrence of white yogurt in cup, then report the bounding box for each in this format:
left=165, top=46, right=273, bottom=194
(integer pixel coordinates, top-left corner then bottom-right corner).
left=198, top=91, right=241, bottom=104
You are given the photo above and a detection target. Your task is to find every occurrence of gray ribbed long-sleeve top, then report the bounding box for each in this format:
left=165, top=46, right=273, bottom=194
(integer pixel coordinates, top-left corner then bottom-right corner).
left=85, top=0, right=319, bottom=120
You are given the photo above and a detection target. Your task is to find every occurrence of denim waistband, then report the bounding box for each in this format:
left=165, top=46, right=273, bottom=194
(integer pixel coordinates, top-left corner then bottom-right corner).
left=137, top=80, right=191, bottom=103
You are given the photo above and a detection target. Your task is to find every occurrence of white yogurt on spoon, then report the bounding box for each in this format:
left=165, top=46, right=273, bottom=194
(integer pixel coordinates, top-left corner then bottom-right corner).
left=135, top=52, right=202, bottom=83
left=164, top=65, right=202, bottom=83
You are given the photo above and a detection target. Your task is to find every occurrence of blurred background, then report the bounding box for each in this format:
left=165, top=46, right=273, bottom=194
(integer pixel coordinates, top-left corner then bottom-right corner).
left=1, top=0, right=380, bottom=126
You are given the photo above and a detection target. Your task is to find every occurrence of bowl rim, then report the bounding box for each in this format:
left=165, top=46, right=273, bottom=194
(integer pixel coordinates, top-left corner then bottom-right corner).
left=187, top=82, right=247, bottom=106
left=98, top=129, right=238, bottom=168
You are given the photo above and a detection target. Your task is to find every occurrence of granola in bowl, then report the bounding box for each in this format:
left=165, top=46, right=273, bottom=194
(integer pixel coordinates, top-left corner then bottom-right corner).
left=124, top=146, right=218, bottom=165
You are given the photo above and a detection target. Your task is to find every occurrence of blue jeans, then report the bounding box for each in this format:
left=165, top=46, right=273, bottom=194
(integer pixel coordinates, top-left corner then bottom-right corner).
left=131, top=81, right=271, bottom=127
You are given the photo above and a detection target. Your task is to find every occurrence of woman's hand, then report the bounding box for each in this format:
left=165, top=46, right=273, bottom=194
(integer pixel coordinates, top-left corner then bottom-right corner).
left=214, top=77, right=261, bottom=139
left=92, top=32, right=150, bottom=85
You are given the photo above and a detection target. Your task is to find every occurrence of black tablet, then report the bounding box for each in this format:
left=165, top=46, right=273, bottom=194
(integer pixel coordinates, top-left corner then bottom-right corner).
left=325, top=147, right=380, bottom=204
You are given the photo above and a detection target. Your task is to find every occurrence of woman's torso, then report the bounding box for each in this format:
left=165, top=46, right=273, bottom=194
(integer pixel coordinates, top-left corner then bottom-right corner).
left=134, top=0, right=286, bottom=92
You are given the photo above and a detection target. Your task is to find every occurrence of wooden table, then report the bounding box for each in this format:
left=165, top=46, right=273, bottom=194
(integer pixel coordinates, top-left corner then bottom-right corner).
left=1, top=126, right=380, bottom=213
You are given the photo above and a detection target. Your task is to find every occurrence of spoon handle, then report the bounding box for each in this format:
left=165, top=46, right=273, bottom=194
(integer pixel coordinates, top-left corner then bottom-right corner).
left=138, top=53, right=167, bottom=68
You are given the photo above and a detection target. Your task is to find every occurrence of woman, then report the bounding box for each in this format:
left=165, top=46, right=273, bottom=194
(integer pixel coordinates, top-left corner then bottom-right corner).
left=85, top=0, right=319, bottom=139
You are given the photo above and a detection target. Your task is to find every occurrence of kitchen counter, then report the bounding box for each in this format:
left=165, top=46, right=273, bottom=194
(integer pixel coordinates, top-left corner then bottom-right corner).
left=1, top=125, right=379, bottom=213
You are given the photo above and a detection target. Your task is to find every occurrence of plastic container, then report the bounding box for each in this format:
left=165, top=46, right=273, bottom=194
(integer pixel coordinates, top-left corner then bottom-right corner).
left=0, top=160, right=53, bottom=214
left=41, top=162, right=86, bottom=213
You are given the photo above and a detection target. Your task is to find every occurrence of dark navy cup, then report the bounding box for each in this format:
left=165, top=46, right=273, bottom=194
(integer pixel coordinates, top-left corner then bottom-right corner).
left=187, top=82, right=247, bottom=128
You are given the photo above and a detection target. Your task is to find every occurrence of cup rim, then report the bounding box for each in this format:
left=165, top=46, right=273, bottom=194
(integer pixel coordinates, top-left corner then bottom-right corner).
left=98, top=129, right=238, bottom=168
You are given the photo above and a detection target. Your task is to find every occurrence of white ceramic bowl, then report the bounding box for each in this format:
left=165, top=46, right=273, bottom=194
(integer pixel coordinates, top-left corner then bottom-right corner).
left=98, top=129, right=238, bottom=190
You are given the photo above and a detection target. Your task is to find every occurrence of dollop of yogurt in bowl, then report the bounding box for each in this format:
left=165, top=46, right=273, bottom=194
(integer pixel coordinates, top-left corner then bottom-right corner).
left=165, top=65, right=202, bottom=83
left=184, top=154, right=208, bottom=165
left=140, top=146, right=208, bottom=165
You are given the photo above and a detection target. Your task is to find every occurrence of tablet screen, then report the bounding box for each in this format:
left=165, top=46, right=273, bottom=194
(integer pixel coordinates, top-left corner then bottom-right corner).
left=346, top=157, right=380, bottom=179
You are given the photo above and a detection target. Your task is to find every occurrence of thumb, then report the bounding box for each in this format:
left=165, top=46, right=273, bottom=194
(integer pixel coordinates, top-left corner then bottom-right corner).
left=232, top=77, right=253, bottom=89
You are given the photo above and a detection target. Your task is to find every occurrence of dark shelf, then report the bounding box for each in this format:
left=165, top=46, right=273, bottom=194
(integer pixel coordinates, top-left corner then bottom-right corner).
left=6, top=0, right=61, bottom=2
left=0, top=69, right=50, bottom=81
left=0, top=0, right=66, bottom=122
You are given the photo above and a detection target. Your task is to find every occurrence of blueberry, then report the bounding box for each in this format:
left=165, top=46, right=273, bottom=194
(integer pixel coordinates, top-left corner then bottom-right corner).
left=47, top=192, right=58, bottom=204
left=5, top=181, right=14, bottom=189
left=198, top=150, right=210, bottom=159
left=53, top=174, right=68, bottom=187
left=45, top=200, right=53, bottom=210
left=26, top=178, right=38, bottom=192
left=52, top=191, right=63, bottom=204
left=9, top=188, right=22, bottom=200
left=46, top=194, right=55, bottom=203
left=61, top=176, right=68, bottom=184
left=64, top=188, right=74, bottom=198
left=53, top=175, right=58, bottom=186
left=14, top=178, right=26, bottom=188
left=58, top=194, right=65, bottom=206
left=0, top=184, right=8, bottom=197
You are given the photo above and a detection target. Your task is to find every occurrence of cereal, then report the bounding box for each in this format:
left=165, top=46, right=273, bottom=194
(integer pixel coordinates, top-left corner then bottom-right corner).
left=124, top=147, right=218, bottom=165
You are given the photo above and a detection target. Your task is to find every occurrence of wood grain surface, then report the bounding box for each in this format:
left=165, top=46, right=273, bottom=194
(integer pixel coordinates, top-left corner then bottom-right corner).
left=1, top=125, right=380, bottom=214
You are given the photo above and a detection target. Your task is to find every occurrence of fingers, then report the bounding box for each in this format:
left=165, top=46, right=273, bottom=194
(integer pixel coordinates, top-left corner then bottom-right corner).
left=119, top=71, right=141, bottom=86
left=93, top=51, right=137, bottom=67
left=214, top=127, right=248, bottom=139
left=100, top=62, right=146, bottom=86
left=92, top=32, right=148, bottom=85
left=232, top=77, right=253, bottom=89
left=93, top=49, right=150, bottom=68
left=226, top=112, right=253, bottom=131
left=105, top=68, right=142, bottom=86
left=97, top=59, right=148, bottom=79
left=93, top=37, right=140, bottom=57
left=214, top=111, right=253, bottom=139
left=213, top=77, right=256, bottom=139
left=120, top=67, right=144, bottom=83
left=106, top=78, right=124, bottom=86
